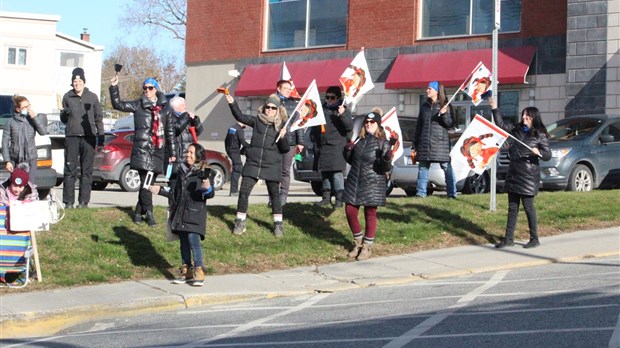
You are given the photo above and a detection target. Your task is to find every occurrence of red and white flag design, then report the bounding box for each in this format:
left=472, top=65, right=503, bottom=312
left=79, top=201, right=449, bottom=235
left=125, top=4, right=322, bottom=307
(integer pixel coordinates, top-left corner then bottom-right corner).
left=461, top=62, right=493, bottom=106
left=339, top=49, right=374, bottom=107
left=281, top=61, right=301, bottom=99
left=289, top=80, right=326, bottom=132
left=382, top=107, right=403, bottom=164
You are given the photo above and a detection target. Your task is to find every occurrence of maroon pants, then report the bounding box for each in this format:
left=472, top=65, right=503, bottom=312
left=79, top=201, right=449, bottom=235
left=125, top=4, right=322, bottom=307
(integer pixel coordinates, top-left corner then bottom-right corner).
left=345, top=204, right=377, bottom=241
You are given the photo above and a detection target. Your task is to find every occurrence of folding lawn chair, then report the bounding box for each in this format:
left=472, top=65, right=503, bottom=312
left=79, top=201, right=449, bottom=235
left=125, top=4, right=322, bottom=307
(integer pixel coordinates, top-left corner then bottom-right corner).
left=0, top=205, right=35, bottom=288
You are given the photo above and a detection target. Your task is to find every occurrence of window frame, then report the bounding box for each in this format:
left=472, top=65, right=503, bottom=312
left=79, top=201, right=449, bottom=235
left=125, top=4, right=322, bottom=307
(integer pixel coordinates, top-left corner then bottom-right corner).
left=264, top=0, right=348, bottom=52
left=418, top=0, right=522, bottom=40
left=7, top=46, right=29, bottom=66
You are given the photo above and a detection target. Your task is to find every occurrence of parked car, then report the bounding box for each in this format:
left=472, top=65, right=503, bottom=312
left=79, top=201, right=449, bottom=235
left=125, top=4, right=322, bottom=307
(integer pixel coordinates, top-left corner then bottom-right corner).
left=0, top=114, right=56, bottom=198
left=390, top=131, right=492, bottom=196
left=536, top=115, right=619, bottom=191
left=293, top=115, right=417, bottom=196
left=92, top=130, right=232, bottom=192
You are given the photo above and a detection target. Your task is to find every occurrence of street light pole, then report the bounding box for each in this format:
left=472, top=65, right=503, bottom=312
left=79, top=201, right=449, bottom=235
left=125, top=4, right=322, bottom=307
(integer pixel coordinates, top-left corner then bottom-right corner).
left=490, top=0, right=500, bottom=212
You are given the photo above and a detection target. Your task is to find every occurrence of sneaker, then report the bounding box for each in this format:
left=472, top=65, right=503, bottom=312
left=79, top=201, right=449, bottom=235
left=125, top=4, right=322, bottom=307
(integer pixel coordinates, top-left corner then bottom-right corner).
left=232, top=219, right=246, bottom=235
left=173, top=265, right=193, bottom=284
left=523, top=239, right=540, bottom=249
left=273, top=221, right=284, bottom=238
left=192, top=266, right=205, bottom=287
left=495, top=240, right=515, bottom=249
left=133, top=214, right=143, bottom=224
left=77, top=202, right=88, bottom=208
left=65, top=203, right=74, bottom=210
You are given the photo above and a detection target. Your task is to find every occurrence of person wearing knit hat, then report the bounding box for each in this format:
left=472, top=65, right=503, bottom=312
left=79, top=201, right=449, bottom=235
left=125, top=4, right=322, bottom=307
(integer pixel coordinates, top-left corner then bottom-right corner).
left=341, top=106, right=394, bottom=261
left=0, top=164, right=39, bottom=203
left=109, top=73, right=177, bottom=226
left=223, top=90, right=290, bottom=238
left=60, top=66, right=104, bottom=209
left=412, top=81, right=457, bottom=199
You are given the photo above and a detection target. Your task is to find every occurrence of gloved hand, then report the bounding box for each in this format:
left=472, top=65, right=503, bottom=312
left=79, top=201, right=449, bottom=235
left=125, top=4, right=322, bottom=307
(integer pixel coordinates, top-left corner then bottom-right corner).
left=61, top=108, right=72, bottom=116
left=388, top=137, right=397, bottom=146
left=344, top=141, right=355, bottom=153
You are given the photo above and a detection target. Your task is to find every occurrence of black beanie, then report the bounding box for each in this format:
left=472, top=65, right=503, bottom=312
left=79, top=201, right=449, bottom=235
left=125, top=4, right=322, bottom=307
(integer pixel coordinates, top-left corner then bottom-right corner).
left=71, top=67, right=86, bottom=84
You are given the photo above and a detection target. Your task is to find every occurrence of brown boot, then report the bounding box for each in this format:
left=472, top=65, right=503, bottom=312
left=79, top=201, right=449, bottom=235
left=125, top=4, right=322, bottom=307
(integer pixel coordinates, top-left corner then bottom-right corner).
left=192, top=266, right=205, bottom=287
left=347, top=237, right=363, bottom=259
left=173, top=264, right=193, bottom=284
left=356, top=243, right=372, bottom=261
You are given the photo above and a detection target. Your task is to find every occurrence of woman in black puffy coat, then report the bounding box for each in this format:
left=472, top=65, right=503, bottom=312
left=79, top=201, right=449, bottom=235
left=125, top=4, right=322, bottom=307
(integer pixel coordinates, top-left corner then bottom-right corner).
left=110, top=76, right=176, bottom=226
left=412, top=81, right=456, bottom=198
left=225, top=93, right=289, bottom=238
left=150, top=143, right=214, bottom=287
left=489, top=98, right=551, bottom=249
left=342, top=111, right=394, bottom=261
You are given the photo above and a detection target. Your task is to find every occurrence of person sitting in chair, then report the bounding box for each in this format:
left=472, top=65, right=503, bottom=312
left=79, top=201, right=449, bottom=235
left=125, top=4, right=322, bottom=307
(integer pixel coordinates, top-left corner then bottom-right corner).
left=0, top=163, right=38, bottom=204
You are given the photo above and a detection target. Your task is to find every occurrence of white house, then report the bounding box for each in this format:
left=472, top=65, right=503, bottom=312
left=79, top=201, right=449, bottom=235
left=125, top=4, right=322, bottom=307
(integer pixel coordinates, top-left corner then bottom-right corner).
left=0, top=11, right=103, bottom=115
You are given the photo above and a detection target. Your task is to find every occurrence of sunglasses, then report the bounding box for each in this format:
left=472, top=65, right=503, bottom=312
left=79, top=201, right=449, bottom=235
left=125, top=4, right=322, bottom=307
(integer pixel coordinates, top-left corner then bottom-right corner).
left=143, top=86, right=156, bottom=91
left=364, top=120, right=376, bottom=124
left=325, top=95, right=337, bottom=100
left=265, top=105, right=278, bottom=111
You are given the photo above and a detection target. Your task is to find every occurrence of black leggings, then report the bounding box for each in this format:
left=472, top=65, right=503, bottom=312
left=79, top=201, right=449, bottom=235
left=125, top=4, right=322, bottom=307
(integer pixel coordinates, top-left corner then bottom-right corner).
left=504, top=192, right=538, bottom=241
left=237, top=176, right=282, bottom=214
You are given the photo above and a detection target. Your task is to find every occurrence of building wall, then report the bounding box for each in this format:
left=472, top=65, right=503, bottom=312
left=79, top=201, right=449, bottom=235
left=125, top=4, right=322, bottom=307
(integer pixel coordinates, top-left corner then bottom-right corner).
left=606, top=0, right=620, bottom=115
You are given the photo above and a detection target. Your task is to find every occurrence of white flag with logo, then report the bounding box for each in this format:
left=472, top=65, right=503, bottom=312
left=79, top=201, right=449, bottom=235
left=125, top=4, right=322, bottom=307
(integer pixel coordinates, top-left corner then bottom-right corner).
left=382, top=107, right=403, bottom=164
left=461, top=62, right=493, bottom=106
left=450, top=115, right=509, bottom=184
left=339, top=49, right=375, bottom=106
left=289, top=80, right=326, bottom=132
left=281, top=61, right=301, bottom=99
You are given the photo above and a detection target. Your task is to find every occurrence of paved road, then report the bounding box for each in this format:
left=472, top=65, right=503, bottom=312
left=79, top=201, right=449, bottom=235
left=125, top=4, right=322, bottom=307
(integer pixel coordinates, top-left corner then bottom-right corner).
left=6, top=256, right=619, bottom=347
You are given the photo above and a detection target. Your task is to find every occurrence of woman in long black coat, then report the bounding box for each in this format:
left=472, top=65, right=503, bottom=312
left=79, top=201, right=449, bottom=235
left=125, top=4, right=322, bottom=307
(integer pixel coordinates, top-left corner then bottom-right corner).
left=342, top=112, right=394, bottom=261
left=489, top=98, right=551, bottom=249
left=150, top=143, right=214, bottom=286
left=225, top=93, right=289, bottom=237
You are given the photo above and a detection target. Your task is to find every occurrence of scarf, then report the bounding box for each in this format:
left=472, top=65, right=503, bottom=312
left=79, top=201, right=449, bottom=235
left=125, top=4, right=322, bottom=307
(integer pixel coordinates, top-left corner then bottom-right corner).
left=257, top=111, right=282, bottom=131
left=150, top=105, right=164, bottom=148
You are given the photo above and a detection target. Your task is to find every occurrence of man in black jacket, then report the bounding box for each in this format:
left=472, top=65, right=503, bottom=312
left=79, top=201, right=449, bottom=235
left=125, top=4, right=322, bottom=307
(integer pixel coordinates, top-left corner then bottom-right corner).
left=275, top=80, right=305, bottom=206
left=60, top=67, right=104, bottom=209
left=225, top=121, right=250, bottom=196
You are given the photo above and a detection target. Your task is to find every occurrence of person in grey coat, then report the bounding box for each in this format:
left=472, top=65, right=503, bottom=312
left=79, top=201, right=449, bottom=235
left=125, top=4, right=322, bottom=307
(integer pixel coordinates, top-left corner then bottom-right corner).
left=2, top=95, right=47, bottom=182
left=490, top=98, right=551, bottom=249
left=412, top=81, right=456, bottom=198
left=342, top=112, right=394, bottom=261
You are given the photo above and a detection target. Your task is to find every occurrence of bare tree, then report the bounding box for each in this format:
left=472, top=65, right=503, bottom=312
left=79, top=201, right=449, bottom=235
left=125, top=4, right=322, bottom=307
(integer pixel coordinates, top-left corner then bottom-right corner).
left=119, top=0, right=187, bottom=41
left=100, top=44, right=185, bottom=117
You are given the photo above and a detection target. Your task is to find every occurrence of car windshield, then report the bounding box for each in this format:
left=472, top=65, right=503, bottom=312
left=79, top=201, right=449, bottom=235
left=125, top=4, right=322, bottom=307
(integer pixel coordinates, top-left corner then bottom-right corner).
left=547, top=118, right=602, bottom=141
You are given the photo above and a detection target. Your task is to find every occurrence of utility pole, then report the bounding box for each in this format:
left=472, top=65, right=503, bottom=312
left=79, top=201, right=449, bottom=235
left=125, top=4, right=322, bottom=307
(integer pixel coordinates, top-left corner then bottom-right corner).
left=490, top=0, right=500, bottom=212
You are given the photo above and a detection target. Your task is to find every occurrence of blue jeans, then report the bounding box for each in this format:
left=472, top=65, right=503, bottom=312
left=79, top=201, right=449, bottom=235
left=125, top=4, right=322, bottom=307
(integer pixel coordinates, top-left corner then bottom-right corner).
left=321, top=171, right=344, bottom=193
left=416, top=161, right=457, bottom=198
left=178, top=231, right=204, bottom=267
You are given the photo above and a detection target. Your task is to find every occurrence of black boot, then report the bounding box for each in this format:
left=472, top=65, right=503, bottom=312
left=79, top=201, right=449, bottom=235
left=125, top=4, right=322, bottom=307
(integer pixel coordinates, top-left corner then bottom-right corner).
left=334, top=190, right=344, bottom=208
left=314, top=189, right=331, bottom=207
left=133, top=203, right=143, bottom=224
left=145, top=211, right=157, bottom=227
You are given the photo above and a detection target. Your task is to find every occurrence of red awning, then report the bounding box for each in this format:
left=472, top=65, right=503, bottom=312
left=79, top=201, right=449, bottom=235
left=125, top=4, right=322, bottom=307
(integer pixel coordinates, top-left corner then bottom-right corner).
left=234, top=58, right=352, bottom=97
left=385, top=46, right=536, bottom=89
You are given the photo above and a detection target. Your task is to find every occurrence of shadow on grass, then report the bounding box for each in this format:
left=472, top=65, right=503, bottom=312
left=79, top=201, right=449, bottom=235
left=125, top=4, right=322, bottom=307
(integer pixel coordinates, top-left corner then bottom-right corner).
left=387, top=202, right=499, bottom=244
left=208, top=205, right=242, bottom=232
left=283, top=202, right=351, bottom=247
left=111, top=226, right=175, bottom=279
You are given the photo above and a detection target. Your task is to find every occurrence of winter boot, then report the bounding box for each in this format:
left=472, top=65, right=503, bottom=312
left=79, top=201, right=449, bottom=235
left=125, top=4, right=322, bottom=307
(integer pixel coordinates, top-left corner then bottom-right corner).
left=356, top=242, right=372, bottom=261
left=334, top=190, right=344, bottom=208
left=173, top=264, right=193, bottom=284
left=273, top=221, right=284, bottom=238
left=192, top=266, right=205, bottom=287
left=233, top=219, right=246, bottom=235
left=145, top=211, right=157, bottom=227
left=133, top=203, right=143, bottom=224
left=315, top=189, right=331, bottom=207
left=495, top=239, right=514, bottom=249
left=523, top=238, right=540, bottom=249
left=347, top=237, right=363, bottom=259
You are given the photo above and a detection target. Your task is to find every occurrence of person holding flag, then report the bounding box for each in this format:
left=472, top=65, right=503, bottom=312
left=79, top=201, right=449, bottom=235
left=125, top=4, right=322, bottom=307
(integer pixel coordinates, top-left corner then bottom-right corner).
left=342, top=111, right=395, bottom=261
left=224, top=93, right=289, bottom=238
left=310, top=86, right=353, bottom=208
left=412, top=81, right=457, bottom=199
left=168, top=96, right=204, bottom=188
left=489, top=98, right=551, bottom=249
left=275, top=80, right=305, bottom=206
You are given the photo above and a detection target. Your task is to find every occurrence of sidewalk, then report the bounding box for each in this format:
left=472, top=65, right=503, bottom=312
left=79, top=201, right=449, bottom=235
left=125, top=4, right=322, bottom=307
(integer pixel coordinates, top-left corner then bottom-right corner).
left=1, top=226, right=618, bottom=338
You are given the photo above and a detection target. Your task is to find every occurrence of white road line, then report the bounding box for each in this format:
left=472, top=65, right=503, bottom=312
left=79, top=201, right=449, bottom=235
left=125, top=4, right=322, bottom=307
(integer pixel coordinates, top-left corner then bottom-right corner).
left=178, top=292, right=331, bottom=348
left=382, top=270, right=509, bottom=348
left=610, top=312, right=620, bottom=348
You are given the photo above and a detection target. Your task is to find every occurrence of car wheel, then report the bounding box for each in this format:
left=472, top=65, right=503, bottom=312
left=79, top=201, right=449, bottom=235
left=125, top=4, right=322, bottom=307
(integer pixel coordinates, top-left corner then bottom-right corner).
left=56, top=178, right=63, bottom=186
left=119, top=165, right=140, bottom=192
left=403, top=188, right=417, bottom=197
left=311, top=181, right=323, bottom=196
left=567, top=164, right=593, bottom=191
left=91, top=182, right=108, bottom=191
left=463, top=171, right=490, bottom=194
left=210, top=165, right=225, bottom=190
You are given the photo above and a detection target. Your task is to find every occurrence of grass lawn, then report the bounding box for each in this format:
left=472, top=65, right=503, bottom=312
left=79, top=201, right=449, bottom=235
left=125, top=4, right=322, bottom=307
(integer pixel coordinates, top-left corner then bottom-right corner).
left=9, top=190, right=620, bottom=290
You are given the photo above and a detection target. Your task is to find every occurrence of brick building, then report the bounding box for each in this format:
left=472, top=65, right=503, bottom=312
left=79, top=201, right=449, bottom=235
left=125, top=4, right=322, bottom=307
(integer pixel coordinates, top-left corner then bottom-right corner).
left=185, top=0, right=619, bottom=143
